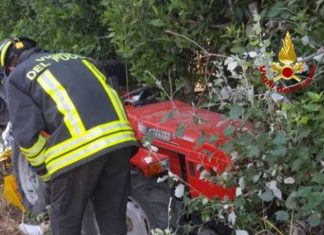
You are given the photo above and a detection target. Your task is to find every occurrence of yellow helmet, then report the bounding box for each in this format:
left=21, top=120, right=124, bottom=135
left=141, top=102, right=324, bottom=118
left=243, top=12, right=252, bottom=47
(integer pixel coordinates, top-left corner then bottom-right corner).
left=0, top=37, right=37, bottom=77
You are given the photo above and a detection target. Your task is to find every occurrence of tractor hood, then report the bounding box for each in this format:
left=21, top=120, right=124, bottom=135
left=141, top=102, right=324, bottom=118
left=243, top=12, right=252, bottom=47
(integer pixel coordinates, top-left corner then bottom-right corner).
left=126, top=100, right=230, bottom=147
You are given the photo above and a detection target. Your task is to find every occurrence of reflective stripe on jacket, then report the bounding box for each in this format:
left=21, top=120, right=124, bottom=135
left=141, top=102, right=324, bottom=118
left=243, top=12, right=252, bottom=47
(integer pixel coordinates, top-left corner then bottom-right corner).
left=6, top=49, right=137, bottom=178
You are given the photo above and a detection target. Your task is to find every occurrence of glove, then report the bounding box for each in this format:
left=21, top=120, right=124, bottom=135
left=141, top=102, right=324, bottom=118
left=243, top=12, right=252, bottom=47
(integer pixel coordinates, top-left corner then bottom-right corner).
left=2, top=122, right=14, bottom=147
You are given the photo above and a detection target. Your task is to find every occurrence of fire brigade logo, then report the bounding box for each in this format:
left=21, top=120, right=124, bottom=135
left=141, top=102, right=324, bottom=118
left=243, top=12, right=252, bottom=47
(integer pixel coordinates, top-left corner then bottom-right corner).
left=259, top=32, right=316, bottom=93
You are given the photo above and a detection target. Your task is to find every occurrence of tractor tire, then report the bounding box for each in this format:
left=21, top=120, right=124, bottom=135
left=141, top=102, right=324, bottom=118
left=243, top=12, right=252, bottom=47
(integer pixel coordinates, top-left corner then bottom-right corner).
left=127, top=169, right=175, bottom=234
left=12, top=144, right=49, bottom=215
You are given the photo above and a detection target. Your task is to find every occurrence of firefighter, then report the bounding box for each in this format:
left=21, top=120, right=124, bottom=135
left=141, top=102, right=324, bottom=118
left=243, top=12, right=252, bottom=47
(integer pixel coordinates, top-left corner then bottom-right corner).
left=0, top=37, right=138, bottom=235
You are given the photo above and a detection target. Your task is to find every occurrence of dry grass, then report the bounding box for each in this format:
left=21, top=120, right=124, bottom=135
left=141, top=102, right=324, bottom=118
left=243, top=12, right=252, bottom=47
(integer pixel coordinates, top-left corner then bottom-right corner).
left=0, top=171, right=22, bottom=235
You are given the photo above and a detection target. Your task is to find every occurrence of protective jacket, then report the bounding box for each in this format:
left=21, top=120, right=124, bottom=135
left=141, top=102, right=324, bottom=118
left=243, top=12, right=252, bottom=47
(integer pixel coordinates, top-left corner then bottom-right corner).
left=6, top=48, right=137, bottom=179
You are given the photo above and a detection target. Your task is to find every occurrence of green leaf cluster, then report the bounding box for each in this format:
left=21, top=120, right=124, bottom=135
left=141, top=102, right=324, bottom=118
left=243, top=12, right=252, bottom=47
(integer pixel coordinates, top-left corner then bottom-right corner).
left=217, top=92, right=324, bottom=233
left=0, top=0, right=111, bottom=59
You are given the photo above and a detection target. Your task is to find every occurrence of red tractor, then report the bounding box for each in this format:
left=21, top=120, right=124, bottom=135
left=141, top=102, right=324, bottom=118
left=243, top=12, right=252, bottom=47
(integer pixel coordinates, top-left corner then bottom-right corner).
left=2, top=86, right=235, bottom=235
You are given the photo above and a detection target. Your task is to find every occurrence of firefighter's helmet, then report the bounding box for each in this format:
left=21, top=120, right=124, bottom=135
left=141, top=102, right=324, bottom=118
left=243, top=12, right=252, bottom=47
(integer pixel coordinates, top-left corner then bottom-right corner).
left=0, top=37, right=37, bottom=77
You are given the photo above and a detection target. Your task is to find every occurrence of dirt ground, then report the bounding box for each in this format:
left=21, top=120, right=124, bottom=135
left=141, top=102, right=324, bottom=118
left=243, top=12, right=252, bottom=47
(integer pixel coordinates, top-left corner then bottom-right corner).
left=0, top=172, right=22, bottom=235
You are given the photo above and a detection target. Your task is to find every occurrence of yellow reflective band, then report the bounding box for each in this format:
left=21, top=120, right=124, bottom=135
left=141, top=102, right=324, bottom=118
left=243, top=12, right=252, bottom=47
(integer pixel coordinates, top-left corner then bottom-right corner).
left=82, top=60, right=127, bottom=121
left=40, top=173, right=50, bottom=182
left=19, top=134, right=46, bottom=158
left=45, top=121, right=132, bottom=163
left=111, top=88, right=128, bottom=118
left=0, top=41, right=13, bottom=67
left=37, top=70, right=85, bottom=136
left=47, top=131, right=136, bottom=175
left=26, top=149, right=46, bottom=167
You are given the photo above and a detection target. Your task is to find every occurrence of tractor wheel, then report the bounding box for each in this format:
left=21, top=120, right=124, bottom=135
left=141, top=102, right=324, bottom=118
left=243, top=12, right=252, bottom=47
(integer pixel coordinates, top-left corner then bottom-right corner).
left=127, top=169, right=175, bottom=234
left=80, top=169, right=177, bottom=235
left=12, top=145, right=49, bottom=215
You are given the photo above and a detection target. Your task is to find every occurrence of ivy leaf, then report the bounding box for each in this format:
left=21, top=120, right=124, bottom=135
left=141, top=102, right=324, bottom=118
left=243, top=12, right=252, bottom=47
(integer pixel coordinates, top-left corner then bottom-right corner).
left=273, top=133, right=287, bottom=145
left=297, top=186, right=313, bottom=197
left=223, top=126, right=235, bottom=136
left=274, top=210, right=289, bottom=221
left=307, top=214, right=321, bottom=227
left=260, top=190, right=274, bottom=202
left=229, top=105, right=243, bottom=119
left=160, top=109, right=177, bottom=123
left=247, top=145, right=260, bottom=158
left=272, top=146, right=287, bottom=156
left=209, top=135, right=219, bottom=143
left=292, top=153, right=309, bottom=171
left=291, top=158, right=304, bottom=171
left=285, top=191, right=298, bottom=209
left=175, top=123, right=185, bottom=138
left=222, top=142, right=234, bottom=154
left=311, top=173, right=324, bottom=184
left=196, top=133, right=206, bottom=146
left=307, top=192, right=324, bottom=209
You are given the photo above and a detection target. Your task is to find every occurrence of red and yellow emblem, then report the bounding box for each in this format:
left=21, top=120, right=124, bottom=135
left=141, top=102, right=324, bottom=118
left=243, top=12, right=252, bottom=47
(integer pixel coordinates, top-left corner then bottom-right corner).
left=259, top=31, right=315, bottom=93
left=271, top=32, right=303, bottom=82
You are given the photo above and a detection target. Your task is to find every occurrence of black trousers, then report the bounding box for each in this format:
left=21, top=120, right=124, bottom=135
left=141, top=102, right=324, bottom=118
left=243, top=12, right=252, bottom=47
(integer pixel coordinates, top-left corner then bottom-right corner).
left=50, top=147, right=132, bottom=235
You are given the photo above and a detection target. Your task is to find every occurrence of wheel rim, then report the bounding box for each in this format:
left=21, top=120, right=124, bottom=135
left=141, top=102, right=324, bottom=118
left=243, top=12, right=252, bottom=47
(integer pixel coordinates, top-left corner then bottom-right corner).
left=127, top=197, right=150, bottom=235
left=17, top=153, right=40, bottom=205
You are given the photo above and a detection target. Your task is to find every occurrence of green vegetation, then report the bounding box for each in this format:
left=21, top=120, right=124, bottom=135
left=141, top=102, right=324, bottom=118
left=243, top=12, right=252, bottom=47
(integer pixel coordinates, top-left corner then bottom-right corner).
left=1, top=0, right=323, bottom=234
